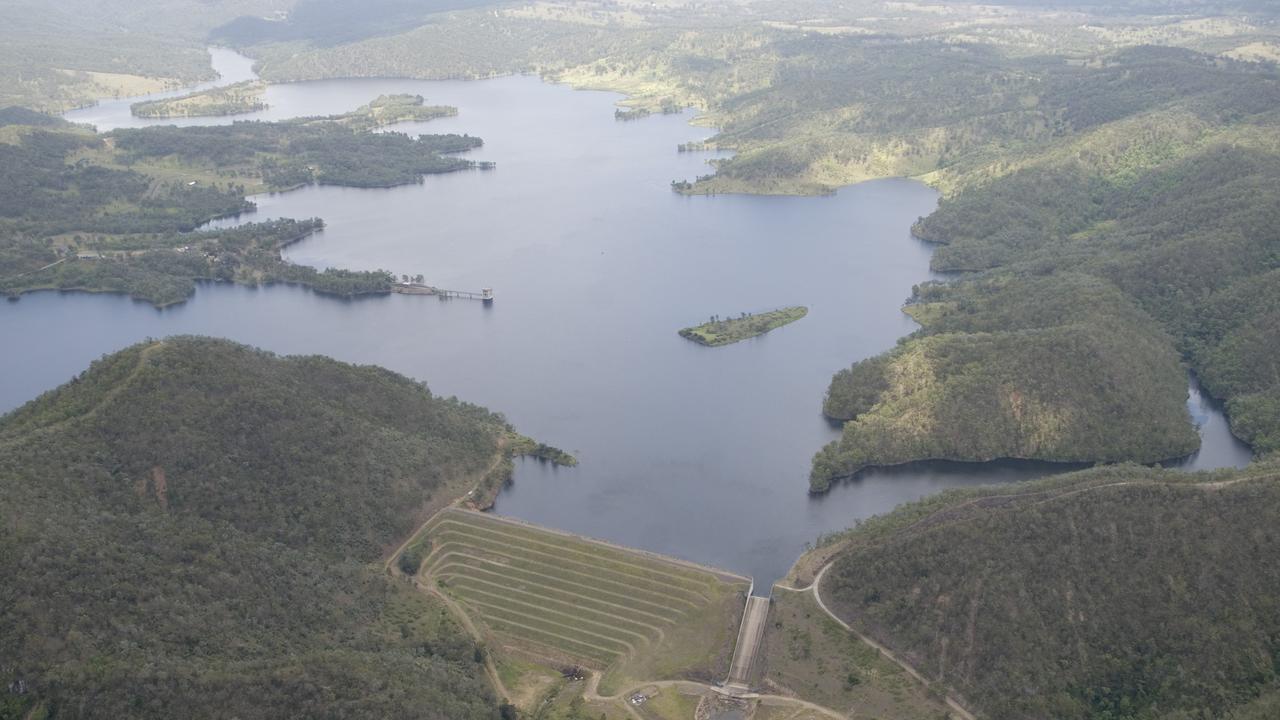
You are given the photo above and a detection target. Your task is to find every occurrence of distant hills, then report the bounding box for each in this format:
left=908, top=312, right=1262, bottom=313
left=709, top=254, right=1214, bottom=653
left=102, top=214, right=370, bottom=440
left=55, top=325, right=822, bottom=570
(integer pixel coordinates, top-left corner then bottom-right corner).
left=212, top=0, right=502, bottom=48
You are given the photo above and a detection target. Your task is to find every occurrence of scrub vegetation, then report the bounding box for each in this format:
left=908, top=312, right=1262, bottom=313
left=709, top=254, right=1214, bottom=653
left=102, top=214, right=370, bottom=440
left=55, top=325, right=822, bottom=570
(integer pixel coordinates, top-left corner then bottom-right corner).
left=0, top=337, right=521, bottom=720
left=679, top=307, right=807, bottom=347
left=757, top=590, right=949, bottom=719
left=816, top=462, right=1280, bottom=720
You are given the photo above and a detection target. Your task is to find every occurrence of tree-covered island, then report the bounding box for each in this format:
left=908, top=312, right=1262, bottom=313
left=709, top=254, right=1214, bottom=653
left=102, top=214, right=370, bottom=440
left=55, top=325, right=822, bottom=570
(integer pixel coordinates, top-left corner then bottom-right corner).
left=679, top=306, right=807, bottom=346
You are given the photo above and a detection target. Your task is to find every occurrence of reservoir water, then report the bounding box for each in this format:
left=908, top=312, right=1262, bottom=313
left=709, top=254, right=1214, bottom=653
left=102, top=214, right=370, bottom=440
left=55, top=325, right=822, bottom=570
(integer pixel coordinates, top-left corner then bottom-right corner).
left=5, top=49, right=1253, bottom=587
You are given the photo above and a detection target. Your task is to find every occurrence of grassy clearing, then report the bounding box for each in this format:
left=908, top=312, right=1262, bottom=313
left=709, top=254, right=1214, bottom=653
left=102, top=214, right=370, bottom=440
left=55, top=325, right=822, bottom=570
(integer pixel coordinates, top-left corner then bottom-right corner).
left=637, top=687, right=704, bottom=720
left=74, top=70, right=183, bottom=99
left=418, top=509, right=748, bottom=694
left=758, top=589, right=949, bottom=720
left=679, top=306, right=808, bottom=347
left=131, top=80, right=268, bottom=118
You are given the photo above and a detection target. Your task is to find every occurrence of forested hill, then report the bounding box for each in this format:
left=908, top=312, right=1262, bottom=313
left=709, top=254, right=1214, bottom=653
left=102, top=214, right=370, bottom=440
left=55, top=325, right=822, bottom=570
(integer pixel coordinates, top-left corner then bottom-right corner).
left=0, top=337, right=511, bottom=720
left=817, top=462, right=1280, bottom=720
left=810, top=47, right=1280, bottom=487
left=213, top=0, right=502, bottom=47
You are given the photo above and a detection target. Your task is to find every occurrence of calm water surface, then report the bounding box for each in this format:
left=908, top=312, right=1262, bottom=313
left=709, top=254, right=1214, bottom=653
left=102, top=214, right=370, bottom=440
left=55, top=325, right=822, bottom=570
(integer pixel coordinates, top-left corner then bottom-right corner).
left=3, top=50, right=1252, bottom=588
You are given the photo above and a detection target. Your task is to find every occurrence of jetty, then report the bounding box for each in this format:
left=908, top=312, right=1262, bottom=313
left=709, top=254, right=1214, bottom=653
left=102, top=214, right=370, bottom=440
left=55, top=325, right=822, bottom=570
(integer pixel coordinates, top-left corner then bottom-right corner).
left=439, top=287, right=494, bottom=302
left=392, top=281, right=493, bottom=303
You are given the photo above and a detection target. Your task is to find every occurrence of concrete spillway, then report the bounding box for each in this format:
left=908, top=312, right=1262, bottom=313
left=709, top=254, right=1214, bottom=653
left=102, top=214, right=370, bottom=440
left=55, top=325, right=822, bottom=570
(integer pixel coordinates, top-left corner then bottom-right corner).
left=726, top=595, right=770, bottom=688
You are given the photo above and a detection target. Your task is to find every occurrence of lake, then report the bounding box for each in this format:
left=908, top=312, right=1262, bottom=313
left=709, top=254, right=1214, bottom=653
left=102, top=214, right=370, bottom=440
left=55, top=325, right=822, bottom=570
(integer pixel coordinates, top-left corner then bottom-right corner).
left=4, top=49, right=1253, bottom=588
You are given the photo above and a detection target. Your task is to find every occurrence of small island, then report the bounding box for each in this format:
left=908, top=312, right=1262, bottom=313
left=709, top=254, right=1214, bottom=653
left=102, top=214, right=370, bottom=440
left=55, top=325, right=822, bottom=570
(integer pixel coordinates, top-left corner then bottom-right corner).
left=679, top=306, right=808, bottom=346
left=131, top=80, right=269, bottom=118
left=329, top=93, right=458, bottom=131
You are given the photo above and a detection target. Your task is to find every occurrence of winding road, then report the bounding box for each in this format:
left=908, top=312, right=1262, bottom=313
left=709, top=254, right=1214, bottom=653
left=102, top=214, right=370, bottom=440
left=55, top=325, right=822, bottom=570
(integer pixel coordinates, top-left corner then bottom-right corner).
left=775, top=564, right=977, bottom=720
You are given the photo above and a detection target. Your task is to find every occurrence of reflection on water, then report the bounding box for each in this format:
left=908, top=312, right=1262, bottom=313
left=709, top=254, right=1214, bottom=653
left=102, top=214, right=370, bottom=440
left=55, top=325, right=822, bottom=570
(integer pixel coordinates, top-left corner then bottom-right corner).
left=0, top=50, right=1251, bottom=588
left=64, top=48, right=257, bottom=130
left=1173, top=374, right=1253, bottom=470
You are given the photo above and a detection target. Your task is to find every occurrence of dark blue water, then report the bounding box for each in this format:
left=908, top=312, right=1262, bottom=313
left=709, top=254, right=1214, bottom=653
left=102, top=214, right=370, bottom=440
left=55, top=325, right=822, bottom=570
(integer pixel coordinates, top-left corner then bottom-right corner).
left=1, top=50, right=1252, bottom=588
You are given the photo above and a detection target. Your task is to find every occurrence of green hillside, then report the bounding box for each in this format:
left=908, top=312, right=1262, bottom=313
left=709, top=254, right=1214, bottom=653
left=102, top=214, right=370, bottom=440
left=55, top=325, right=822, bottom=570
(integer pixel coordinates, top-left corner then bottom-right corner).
left=914, top=144, right=1280, bottom=458
left=0, top=0, right=293, bottom=112
left=816, top=462, right=1280, bottom=719
left=812, top=49, right=1280, bottom=486
left=0, top=337, right=514, bottom=720
left=811, top=274, right=1198, bottom=491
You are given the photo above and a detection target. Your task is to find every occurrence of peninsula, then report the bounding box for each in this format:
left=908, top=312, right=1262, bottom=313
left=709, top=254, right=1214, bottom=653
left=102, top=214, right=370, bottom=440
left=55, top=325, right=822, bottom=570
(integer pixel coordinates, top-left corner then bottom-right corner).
left=131, top=79, right=268, bottom=117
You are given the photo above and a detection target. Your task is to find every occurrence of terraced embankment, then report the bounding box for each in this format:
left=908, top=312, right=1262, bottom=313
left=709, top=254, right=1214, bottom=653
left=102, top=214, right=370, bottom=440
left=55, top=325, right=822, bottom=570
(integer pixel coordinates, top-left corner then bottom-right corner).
left=416, top=508, right=750, bottom=691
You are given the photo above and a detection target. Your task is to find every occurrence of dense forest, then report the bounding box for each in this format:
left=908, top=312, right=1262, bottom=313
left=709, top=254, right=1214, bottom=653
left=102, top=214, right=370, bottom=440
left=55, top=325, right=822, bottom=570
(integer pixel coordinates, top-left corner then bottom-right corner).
left=911, top=145, right=1280, bottom=458
left=812, top=274, right=1198, bottom=490
left=811, top=46, right=1280, bottom=485
left=0, top=337, right=515, bottom=719
left=0, top=218, right=401, bottom=306
left=0, top=124, right=249, bottom=236
left=111, top=114, right=482, bottom=189
left=819, top=462, right=1280, bottom=719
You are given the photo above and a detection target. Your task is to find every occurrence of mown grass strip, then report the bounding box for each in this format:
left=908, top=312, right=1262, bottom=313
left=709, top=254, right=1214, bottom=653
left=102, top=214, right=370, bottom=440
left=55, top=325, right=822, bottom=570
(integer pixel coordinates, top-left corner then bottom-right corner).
left=435, top=562, right=681, bottom=623
left=439, top=511, right=721, bottom=588
left=482, top=616, right=620, bottom=666
left=449, top=582, right=657, bottom=646
left=427, top=529, right=711, bottom=606
left=424, top=541, right=705, bottom=610
left=429, top=524, right=715, bottom=598
left=428, top=554, right=692, bottom=618
left=445, top=575, right=664, bottom=642
left=433, top=513, right=720, bottom=592
left=460, top=597, right=637, bottom=654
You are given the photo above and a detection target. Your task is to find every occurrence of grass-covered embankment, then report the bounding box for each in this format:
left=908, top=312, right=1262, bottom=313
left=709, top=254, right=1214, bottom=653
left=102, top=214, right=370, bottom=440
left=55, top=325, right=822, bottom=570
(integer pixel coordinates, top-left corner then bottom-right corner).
left=815, top=462, right=1280, bottom=720
left=679, top=306, right=807, bottom=347
left=412, top=508, right=748, bottom=695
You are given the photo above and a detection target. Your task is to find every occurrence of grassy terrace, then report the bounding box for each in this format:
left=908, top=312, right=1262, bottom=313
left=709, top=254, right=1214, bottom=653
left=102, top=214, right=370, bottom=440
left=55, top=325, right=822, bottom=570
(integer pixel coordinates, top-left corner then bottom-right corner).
left=416, top=508, right=749, bottom=694
left=679, top=307, right=808, bottom=347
